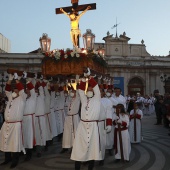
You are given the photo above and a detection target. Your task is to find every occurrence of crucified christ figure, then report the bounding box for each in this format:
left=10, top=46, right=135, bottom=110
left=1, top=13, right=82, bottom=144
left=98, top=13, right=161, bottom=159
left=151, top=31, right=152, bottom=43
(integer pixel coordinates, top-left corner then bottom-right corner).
left=60, top=6, right=91, bottom=47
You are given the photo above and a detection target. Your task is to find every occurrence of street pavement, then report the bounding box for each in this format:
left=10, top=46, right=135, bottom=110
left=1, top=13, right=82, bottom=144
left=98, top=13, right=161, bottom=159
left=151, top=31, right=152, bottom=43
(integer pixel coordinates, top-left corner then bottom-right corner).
left=0, top=114, right=170, bottom=170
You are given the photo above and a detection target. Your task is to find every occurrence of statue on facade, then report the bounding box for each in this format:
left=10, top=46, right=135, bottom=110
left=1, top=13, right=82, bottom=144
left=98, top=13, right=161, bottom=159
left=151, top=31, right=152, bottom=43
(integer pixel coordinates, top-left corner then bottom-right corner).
left=60, top=6, right=91, bottom=47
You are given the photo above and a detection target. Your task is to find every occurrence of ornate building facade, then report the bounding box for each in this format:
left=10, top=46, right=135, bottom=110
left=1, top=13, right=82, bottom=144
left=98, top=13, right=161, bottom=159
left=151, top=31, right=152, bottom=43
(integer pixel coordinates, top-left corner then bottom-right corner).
left=94, top=32, right=170, bottom=95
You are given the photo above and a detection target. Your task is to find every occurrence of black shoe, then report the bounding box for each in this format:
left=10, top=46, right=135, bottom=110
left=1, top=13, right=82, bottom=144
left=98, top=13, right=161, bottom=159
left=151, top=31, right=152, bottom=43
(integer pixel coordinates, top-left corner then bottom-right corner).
left=60, top=148, right=68, bottom=154
left=0, top=159, right=12, bottom=165
left=114, top=159, right=120, bottom=163
left=154, top=123, right=159, bottom=125
left=37, top=153, right=41, bottom=158
left=24, top=155, right=31, bottom=162
left=108, top=149, right=113, bottom=156
left=10, top=163, right=18, bottom=169
left=99, top=160, right=104, bottom=166
left=44, top=146, right=48, bottom=152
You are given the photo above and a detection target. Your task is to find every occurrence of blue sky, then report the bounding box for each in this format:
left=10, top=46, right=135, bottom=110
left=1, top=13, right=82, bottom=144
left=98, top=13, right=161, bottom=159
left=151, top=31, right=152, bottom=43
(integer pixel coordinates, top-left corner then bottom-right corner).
left=0, top=0, right=170, bottom=56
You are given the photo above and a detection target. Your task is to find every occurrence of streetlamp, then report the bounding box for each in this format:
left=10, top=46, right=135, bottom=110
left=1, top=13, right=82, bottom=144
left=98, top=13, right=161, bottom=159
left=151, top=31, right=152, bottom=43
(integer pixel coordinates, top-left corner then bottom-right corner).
left=39, top=33, right=51, bottom=53
left=0, top=73, right=8, bottom=94
left=160, top=74, right=170, bottom=82
left=83, top=29, right=95, bottom=52
left=160, top=74, right=170, bottom=93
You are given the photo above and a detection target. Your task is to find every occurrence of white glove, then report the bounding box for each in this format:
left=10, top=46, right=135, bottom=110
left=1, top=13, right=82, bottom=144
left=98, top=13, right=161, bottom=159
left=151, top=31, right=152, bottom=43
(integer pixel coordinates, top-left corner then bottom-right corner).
left=14, top=73, right=18, bottom=80
left=44, top=79, right=48, bottom=83
left=117, top=119, right=122, bottom=124
left=23, top=71, right=27, bottom=79
left=26, top=78, right=32, bottom=84
left=106, top=126, right=112, bottom=133
left=84, top=67, right=91, bottom=77
left=49, top=77, right=53, bottom=82
left=81, top=78, right=86, bottom=82
left=115, top=116, right=119, bottom=120
left=8, top=74, right=14, bottom=81
left=76, top=75, right=79, bottom=83
left=40, top=75, right=43, bottom=80
left=34, top=73, right=37, bottom=79
left=98, top=75, right=102, bottom=79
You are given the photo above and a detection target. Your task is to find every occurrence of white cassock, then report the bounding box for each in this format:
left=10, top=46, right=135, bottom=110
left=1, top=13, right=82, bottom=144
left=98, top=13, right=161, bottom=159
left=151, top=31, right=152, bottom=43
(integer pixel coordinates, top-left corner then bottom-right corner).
left=54, top=88, right=65, bottom=135
left=136, top=97, right=144, bottom=110
left=105, top=97, right=118, bottom=149
left=99, top=97, right=112, bottom=160
left=143, top=98, right=151, bottom=115
left=113, top=114, right=131, bottom=161
left=0, top=82, right=26, bottom=153
left=23, top=82, right=36, bottom=149
left=112, top=94, right=126, bottom=110
left=44, top=84, right=53, bottom=141
left=63, top=95, right=69, bottom=117
left=129, top=109, right=143, bottom=143
left=150, top=97, right=155, bottom=114
left=50, top=89, right=58, bottom=137
left=35, top=85, right=47, bottom=146
left=71, top=78, right=102, bottom=161
left=62, top=91, right=80, bottom=148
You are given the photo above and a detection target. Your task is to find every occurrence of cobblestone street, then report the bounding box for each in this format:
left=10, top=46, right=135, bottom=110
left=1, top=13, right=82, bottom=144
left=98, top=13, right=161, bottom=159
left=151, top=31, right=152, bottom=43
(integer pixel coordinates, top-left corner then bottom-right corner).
left=0, top=114, right=170, bottom=170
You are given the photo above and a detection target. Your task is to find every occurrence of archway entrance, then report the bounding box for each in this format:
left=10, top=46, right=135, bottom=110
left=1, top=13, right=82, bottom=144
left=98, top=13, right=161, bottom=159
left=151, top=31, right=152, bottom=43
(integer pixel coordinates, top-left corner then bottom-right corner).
left=128, top=77, right=144, bottom=96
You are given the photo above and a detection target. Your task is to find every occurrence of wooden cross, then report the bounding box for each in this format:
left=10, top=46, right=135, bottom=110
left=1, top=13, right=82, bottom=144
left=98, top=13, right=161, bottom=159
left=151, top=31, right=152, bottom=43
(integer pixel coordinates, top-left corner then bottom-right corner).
left=55, top=0, right=96, bottom=47
left=56, top=0, right=96, bottom=15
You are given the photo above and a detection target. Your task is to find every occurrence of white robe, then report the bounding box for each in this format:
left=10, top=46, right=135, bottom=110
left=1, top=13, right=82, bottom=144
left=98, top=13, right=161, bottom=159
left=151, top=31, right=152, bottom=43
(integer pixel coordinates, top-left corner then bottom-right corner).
left=44, top=86, right=53, bottom=141
left=129, top=109, right=143, bottom=143
left=71, top=83, right=102, bottom=161
left=62, top=91, right=80, bottom=148
left=54, top=91, right=65, bottom=135
left=99, top=98, right=112, bottom=159
left=23, top=87, right=36, bottom=149
left=35, top=86, right=47, bottom=146
left=113, top=114, right=131, bottom=161
left=50, top=91, right=58, bottom=137
left=112, top=94, right=126, bottom=110
left=0, top=84, right=26, bottom=153
left=105, top=97, right=118, bottom=149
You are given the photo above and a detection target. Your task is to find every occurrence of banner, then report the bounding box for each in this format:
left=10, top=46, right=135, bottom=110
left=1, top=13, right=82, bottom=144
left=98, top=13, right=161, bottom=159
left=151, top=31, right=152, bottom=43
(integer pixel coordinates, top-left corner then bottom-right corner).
left=113, top=77, right=124, bottom=96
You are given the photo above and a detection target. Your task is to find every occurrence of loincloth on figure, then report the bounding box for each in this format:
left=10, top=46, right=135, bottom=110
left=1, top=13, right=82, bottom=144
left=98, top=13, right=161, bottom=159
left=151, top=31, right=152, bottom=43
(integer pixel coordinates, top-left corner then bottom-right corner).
left=70, top=29, right=81, bottom=36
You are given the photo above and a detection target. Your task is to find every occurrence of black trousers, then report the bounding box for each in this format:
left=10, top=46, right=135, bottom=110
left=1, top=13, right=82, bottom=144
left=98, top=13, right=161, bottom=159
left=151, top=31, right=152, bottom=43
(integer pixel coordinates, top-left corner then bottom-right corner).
left=75, top=160, right=94, bottom=170
left=155, top=110, right=162, bottom=124
left=5, top=152, right=19, bottom=164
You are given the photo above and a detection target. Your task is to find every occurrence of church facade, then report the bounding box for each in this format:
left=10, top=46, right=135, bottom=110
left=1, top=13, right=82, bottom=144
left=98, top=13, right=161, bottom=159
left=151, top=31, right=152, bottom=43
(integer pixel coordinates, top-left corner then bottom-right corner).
left=0, top=32, right=170, bottom=96
left=94, top=32, right=170, bottom=96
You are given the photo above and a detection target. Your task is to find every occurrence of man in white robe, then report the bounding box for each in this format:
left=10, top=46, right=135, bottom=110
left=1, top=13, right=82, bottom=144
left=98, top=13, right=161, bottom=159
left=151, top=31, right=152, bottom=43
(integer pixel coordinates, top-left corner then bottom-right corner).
left=43, top=80, right=53, bottom=150
left=129, top=102, right=143, bottom=143
left=23, top=77, right=36, bottom=161
left=112, top=87, right=126, bottom=110
left=0, top=73, right=26, bottom=168
left=54, top=85, right=65, bottom=141
left=98, top=88, right=113, bottom=166
left=71, top=68, right=101, bottom=170
left=34, top=79, right=47, bottom=157
left=104, top=85, right=118, bottom=156
left=49, top=83, right=58, bottom=138
left=61, top=87, right=80, bottom=153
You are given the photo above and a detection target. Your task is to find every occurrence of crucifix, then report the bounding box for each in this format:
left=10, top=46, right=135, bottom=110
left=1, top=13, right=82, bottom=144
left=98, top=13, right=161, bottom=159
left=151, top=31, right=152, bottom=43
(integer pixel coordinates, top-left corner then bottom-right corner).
left=55, top=0, right=96, bottom=48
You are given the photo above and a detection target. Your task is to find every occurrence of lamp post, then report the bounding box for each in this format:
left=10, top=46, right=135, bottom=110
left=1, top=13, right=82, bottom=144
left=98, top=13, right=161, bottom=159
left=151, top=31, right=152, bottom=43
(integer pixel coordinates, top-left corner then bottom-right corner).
left=39, top=33, right=51, bottom=53
left=0, top=73, right=8, bottom=94
left=160, top=74, right=170, bottom=93
left=83, top=29, right=95, bottom=52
